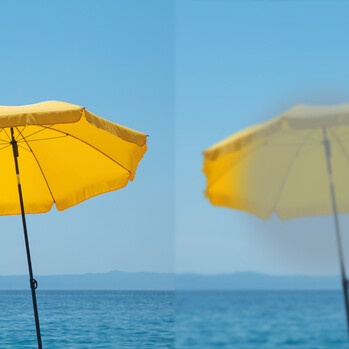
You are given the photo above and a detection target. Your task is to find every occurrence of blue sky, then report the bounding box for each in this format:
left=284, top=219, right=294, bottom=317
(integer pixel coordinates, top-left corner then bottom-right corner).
left=1, top=1, right=349, bottom=277
left=175, top=1, right=349, bottom=275
left=0, top=0, right=173, bottom=275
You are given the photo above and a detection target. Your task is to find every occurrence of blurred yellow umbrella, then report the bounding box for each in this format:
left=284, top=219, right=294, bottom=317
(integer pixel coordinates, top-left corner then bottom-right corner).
left=0, top=101, right=147, bottom=348
left=203, top=104, right=349, bottom=336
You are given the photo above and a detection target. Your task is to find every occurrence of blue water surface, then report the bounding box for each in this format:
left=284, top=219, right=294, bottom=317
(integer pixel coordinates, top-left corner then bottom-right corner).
left=0, top=290, right=174, bottom=348
left=176, top=291, right=348, bottom=349
left=1, top=290, right=348, bottom=348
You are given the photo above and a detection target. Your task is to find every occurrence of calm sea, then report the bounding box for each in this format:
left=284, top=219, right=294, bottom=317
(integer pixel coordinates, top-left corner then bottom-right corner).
left=0, top=290, right=174, bottom=348
left=176, top=290, right=349, bottom=349
left=0, top=290, right=348, bottom=348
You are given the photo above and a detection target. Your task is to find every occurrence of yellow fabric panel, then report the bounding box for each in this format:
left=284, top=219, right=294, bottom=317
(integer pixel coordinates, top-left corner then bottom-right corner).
left=46, top=115, right=146, bottom=181
left=0, top=101, right=147, bottom=147
left=203, top=118, right=283, bottom=162
left=25, top=131, right=130, bottom=211
left=203, top=107, right=349, bottom=220
left=0, top=101, right=147, bottom=215
left=84, top=110, right=146, bottom=147
left=0, top=144, right=53, bottom=215
left=204, top=104, right=349, bottom=164
left=0, top=101, right=83, bottom=127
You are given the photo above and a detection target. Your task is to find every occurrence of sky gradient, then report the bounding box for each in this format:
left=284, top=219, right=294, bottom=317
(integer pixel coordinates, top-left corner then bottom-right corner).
left=175, top=1, right=349, bottom=275
left=0, top=0, right=174, bottom=275
left=1, top=1, right=348, bottom=277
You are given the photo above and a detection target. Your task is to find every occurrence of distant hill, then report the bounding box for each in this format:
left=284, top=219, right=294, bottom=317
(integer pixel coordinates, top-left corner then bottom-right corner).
left=0, top=270, right=341, bottom=290
left=0, top=270, right=174, bottom=290
left=176, top=272, right=341, bottom=291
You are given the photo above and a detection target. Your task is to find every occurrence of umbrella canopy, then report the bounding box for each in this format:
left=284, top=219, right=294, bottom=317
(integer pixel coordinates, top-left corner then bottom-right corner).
left=203, top=103, right=349, bottom=339
left=203, top=104, right=349, bottom=220
left=0, top=100, right=147, bottom=348
left=0, top=100, right=147, bottom=214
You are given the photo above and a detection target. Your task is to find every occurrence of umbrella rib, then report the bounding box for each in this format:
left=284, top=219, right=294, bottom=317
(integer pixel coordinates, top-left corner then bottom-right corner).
left=3, top=128, right=11, bottom=141
left=0, top=144, right=11, bottom=151
left=0, top=128, right=6, bottom=141
left=37, top=125, right=131, bottom=174
left=15, top=126, right=26, bottom=140
left=19, top=125, right=55, bottom=141
left=329, top=128, right=349, bottom=163
left=0, top=128, right=10, bottom=143
left=15, top=127, right=56, bottom=204
left=207, top=131, right=321, bottom=191
left=17, top=134, right=69, bottom=143
left=271, top=129, right=317, bottom=213
left=17, top=144, right=32, bottom=153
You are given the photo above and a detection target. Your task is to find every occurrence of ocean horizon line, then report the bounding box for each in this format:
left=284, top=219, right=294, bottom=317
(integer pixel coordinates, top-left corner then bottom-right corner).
left=0, top=270, right=342, bottom=291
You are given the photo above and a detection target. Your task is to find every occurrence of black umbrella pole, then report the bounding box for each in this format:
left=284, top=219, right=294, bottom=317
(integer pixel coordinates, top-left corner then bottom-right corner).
left=10, top=128, right=43, bottom=349
left=330, top=188, right=349, bottom=339
left=323, top=128, right=349, bottom=339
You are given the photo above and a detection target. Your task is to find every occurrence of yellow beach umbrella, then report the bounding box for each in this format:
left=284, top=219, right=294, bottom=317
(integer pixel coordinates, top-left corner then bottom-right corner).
left=203, top=104, right=349, bottom=336
left=0, top=101, right=147, bottom=348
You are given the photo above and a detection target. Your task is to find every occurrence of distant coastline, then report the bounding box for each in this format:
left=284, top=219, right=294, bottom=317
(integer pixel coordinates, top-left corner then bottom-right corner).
left=0, top=270, right=341, bottom=290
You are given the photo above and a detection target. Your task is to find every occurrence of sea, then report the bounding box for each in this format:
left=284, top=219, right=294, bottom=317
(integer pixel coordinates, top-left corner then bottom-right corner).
left=0, top=290, right=347, bottom=348
left=0, top=291, right=174, bottom=348
left=176, top=290, right=348, bottom=349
